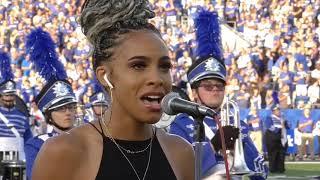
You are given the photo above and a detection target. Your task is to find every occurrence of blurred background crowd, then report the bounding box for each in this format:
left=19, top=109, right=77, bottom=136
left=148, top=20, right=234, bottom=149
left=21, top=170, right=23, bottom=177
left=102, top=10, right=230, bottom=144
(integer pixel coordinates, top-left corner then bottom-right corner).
left=1, top=0, right=320, bottom=134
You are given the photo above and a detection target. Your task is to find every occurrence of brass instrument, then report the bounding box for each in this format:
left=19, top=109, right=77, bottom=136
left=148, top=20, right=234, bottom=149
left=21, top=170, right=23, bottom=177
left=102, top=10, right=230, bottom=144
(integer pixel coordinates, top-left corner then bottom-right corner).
left=220, top=96, right=252, bottom=176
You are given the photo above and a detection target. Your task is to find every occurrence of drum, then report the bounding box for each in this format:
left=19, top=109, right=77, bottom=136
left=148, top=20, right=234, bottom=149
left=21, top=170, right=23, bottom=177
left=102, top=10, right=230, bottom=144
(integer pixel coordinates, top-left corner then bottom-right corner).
left=0, top=138, right=25, bottom=161
left=0, top=160, right=25, bottom=180
left=0, top=138, right=26, bottom=180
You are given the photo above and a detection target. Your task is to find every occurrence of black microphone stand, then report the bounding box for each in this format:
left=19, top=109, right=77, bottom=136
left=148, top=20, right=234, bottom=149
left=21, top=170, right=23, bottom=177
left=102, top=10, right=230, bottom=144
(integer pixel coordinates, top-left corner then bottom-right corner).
left=193, top=108, right=230, bottom=180
left=193, top=114, right=205, bottom=180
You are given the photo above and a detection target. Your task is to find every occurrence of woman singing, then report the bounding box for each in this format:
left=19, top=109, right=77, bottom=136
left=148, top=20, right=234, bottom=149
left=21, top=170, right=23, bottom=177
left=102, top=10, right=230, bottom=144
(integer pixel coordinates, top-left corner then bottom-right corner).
left=31, top=0, right=194, bottom=180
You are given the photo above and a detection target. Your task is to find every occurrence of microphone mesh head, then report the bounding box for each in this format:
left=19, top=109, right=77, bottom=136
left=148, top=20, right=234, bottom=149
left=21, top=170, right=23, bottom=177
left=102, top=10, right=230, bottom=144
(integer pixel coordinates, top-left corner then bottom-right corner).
left=161, top=92, right=180, bottom=115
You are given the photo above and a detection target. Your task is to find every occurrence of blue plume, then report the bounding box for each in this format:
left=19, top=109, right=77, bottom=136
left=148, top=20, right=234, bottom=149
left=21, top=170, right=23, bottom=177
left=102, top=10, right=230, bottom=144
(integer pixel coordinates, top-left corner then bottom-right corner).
left=194, top=10, right=222, bottom=60
left=0, top=51, right=14, bottom=82
left=26, top=28, right=67, bottom=81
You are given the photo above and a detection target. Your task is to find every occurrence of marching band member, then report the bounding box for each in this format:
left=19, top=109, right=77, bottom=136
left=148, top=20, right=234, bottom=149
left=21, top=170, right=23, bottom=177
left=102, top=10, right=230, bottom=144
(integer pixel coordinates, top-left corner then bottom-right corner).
left=169, top=9, right=267, bottom=179
left=265, top=104, right=288, bottom=173
left=24, top=28, right=77, bottom=180
left=0, top=51, right=33, bottom=161
left=84, top=80, right=110, bottom=123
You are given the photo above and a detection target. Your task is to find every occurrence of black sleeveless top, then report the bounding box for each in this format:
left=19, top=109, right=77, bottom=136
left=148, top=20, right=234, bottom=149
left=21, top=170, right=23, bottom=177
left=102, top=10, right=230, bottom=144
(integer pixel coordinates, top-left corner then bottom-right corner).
left=89, top=121, right=177, bottom=180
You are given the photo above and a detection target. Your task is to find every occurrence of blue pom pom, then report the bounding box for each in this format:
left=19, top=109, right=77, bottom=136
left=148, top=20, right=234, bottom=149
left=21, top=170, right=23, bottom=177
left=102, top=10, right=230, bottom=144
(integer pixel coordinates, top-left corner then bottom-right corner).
left=194, top=10, right=222, bottom=61
left=0, top=51, right=14, bottom=82
left=26, top=28, right=67, bottom=81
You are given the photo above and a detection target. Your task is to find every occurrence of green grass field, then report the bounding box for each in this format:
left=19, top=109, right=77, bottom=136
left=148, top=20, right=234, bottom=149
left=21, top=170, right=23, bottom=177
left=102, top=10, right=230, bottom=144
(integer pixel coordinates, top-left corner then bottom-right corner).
left=269, top=163, right=320, bottom=178
left=242, top=163, right=320, bottom=179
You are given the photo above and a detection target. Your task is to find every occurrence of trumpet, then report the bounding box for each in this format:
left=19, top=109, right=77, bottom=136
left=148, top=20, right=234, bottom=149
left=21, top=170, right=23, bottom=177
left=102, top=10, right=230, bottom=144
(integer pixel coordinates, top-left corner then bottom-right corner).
left=220, top=95, right=252, bottom=176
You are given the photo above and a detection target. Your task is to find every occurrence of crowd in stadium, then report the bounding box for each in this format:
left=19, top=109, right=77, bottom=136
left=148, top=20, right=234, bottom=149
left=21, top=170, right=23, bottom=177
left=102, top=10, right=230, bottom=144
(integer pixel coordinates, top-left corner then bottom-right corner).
left=0, top=0, right=320, bottom=132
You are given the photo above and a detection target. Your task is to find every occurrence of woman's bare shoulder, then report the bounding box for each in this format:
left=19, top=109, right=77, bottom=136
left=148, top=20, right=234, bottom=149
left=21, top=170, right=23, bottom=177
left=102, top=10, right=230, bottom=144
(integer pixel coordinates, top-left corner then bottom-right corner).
left=32, top=123, right=101, bottom=180
left=43, top=129, right=84, bottom=154
left=157, top=129, right=194, bottom=158
left=43, top=124, right=94, bottom=153
left=158, top=128, right=193, bottom=150
left=31, top=134, right=82, bottom=179
left=37, top=126, right=90, bottom=164
left=157, top=129, right=195, bottom=180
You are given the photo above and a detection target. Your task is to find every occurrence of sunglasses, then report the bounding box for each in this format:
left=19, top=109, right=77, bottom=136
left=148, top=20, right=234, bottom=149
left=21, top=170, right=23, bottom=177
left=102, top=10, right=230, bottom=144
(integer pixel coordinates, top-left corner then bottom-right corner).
left=198, top=83, right=225, bottom=91
left=52, top=104, right=77, bottom=112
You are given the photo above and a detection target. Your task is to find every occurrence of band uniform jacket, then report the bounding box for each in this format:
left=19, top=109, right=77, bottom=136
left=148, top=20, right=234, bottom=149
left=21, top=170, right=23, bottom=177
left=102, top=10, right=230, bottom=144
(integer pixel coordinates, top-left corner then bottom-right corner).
left=170, top=113, right=268, bottom=179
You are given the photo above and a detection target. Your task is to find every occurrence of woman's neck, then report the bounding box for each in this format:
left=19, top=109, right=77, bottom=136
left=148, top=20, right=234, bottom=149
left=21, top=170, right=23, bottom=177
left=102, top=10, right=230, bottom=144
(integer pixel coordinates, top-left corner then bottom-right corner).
left=102, top=108, right=154, bottom=141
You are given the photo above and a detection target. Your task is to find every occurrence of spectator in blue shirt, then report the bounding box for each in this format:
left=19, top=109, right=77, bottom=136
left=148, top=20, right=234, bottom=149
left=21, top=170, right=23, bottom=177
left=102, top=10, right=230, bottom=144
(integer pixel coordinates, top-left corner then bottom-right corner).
left=21, top=56, right=32, bottom=76
left=278, top=62, right=293, bottom=86
left=246, top=106, right=263, bottom=154
left=297, top=104, right=315, bottom=160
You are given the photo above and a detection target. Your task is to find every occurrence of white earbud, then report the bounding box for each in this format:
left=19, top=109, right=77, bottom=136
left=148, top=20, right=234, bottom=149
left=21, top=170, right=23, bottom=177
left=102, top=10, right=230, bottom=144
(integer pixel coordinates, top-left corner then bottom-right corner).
left=104, top=74, right=114, bottom=89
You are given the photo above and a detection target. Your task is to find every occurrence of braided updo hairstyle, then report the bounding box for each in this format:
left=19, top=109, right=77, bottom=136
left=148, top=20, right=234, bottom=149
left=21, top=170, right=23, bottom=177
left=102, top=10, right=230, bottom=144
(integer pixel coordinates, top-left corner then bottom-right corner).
left=80, top=0, right=161, bottom=71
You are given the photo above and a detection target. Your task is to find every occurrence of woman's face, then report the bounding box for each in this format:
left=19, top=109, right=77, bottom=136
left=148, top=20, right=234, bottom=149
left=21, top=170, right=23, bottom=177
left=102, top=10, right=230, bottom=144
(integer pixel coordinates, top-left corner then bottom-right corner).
left=99, top=31, right=172, bottom=124
left=51, top=103, right=76, bottom=129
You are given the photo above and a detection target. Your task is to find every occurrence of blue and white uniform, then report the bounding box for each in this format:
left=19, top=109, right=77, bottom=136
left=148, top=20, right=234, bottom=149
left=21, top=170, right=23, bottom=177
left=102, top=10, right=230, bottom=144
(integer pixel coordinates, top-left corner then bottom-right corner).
left=0, top=51, right=33, bottom=145
left=25, top=130, right=58, bottom=180
left=171, top=8, right=267, bottom=180
left=170, top=113, right=268, bottom=179
left=265, top=115, right=283, bottom=133
left=24, top=28, right=78, bottom=180
left=264, top=112, right=287, bottom=173
left=0, top=106, right=33, bottom=143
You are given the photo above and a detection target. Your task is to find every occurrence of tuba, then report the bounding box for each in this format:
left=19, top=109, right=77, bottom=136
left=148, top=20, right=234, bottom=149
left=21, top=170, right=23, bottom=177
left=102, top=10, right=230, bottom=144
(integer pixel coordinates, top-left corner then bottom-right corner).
left=220, top=95, right=252, bottom=176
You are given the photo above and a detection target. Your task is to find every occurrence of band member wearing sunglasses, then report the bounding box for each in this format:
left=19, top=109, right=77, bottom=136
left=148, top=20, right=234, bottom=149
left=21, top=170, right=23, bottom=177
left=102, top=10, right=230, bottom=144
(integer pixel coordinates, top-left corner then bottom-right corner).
left=24, top=28, right=77, bottom=180
left=169, top=10, right=267, bottom=179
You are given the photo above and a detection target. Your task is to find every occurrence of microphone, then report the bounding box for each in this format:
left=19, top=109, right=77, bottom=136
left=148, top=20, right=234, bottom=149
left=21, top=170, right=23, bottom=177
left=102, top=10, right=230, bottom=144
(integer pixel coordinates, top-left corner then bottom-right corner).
left=161, top=92, right=217, bottom=118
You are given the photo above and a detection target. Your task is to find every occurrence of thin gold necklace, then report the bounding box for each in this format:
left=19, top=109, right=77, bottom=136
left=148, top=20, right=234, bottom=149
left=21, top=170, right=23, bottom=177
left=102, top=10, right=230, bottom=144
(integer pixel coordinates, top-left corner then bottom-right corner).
left=101, top=117, right=153, bottom=154
left=100, top=118, right=153, bottom=180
